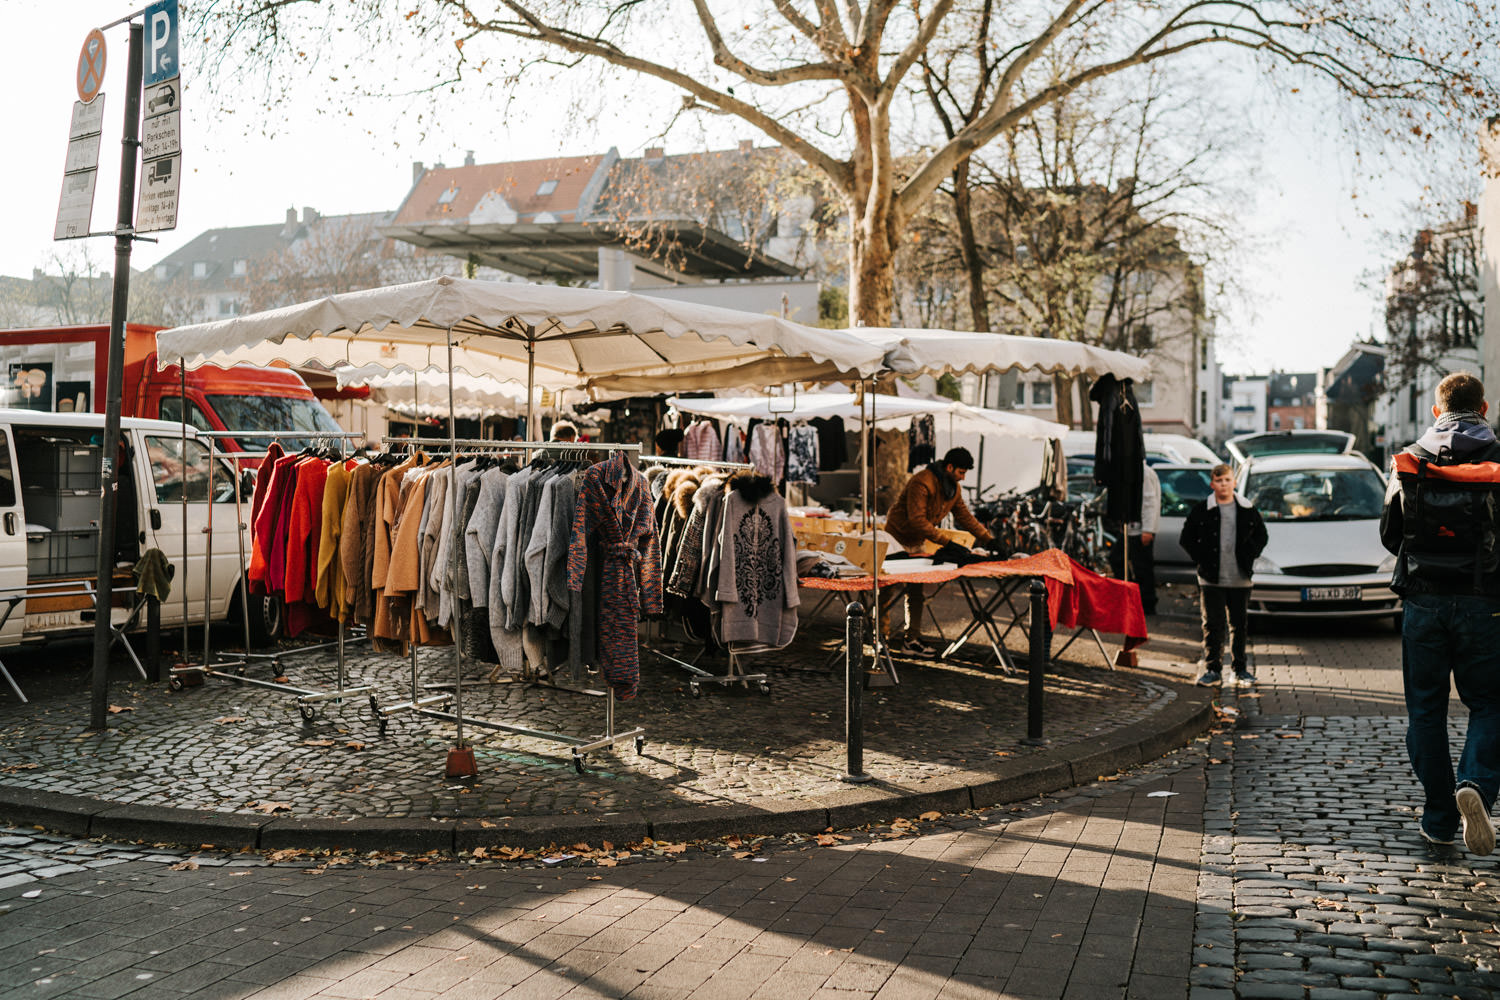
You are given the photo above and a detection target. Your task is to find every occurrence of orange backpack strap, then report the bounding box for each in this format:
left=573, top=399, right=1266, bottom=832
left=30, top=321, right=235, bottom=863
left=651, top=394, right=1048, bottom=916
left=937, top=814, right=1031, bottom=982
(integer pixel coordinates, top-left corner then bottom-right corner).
left=1393, top=452, right=1500, bottom=485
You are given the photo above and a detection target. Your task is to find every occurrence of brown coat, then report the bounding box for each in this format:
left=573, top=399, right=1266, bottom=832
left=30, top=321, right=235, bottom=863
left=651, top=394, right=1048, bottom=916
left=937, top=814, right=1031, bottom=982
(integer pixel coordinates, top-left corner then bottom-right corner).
left=884, top=466, right=992, bottom=551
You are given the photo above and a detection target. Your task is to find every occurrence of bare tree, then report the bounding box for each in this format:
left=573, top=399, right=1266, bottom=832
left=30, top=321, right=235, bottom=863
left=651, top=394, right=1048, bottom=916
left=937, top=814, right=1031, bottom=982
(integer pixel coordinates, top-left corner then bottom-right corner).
left=904, top=64, right=1237, bottom=423
left=1382, top=205, right=1481, bottom=393
left=237, top=215, right=458, bottom=311
left=198, top=0, right=1495, bottom=326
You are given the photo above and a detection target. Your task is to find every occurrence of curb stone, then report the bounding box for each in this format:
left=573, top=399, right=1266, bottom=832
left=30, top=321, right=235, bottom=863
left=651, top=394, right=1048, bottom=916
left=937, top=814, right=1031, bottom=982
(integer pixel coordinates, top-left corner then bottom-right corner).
left=0, top=668, right=1214, bottom=851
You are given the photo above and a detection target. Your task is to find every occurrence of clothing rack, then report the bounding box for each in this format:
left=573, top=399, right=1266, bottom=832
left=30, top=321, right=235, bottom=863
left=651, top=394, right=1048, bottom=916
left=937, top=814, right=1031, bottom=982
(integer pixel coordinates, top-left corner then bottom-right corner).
left=169, top=430, right=374, bottom=722
left=639, top=454, right=753, bottom=472
left=371, top=436, right=646, bottom=773
left=638, top=455, right=772, bottom=697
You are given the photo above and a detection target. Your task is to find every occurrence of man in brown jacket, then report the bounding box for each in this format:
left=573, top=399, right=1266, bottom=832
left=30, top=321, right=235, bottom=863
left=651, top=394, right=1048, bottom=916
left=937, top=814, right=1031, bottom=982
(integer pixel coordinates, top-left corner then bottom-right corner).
left=883, top=448, right=994, bottom=654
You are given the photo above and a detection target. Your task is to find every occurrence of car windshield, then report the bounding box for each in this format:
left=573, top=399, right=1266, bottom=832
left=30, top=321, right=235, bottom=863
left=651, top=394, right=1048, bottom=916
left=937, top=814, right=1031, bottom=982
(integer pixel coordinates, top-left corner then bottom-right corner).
left=206, top=395, right=344, bottom=452
left=1066, top=457, right=1098, bottom=501
left=1158, top=468, right=1212, bottom=517
left=1242, top=466, right=1386, bottom=521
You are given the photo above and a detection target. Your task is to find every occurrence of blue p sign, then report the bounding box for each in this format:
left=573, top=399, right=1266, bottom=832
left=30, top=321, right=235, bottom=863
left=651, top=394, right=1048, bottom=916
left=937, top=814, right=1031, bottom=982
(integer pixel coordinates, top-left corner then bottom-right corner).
left=142, top=0, right=179, bottom=87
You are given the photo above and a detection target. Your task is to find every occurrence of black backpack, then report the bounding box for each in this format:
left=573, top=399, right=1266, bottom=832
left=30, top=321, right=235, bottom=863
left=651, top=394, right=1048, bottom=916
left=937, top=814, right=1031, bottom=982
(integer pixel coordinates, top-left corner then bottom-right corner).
left=1393, top=451, right=1500, bottom=594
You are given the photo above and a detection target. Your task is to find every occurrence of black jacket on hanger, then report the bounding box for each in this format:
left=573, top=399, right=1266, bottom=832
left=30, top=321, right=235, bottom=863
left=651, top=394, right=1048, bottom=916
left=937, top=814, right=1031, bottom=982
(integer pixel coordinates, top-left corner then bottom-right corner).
left=1089, top=375, right=1144, bottom=524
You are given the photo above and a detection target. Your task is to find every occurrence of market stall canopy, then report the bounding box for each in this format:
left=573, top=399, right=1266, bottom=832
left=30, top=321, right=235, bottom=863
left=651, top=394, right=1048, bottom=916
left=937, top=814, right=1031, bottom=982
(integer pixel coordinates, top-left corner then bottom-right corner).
left=332, top=363, right=532, bottom=419
left=667, top=392, right=1066, bottom=441
left=154, top=276, right=887, bottom=398
left=851, top=328, right=1152, bottom=382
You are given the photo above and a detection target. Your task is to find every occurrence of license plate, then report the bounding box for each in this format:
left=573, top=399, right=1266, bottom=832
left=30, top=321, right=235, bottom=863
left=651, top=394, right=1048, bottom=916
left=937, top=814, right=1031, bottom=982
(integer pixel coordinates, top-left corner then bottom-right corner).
left=1302, top=586, right=1361, bottom=601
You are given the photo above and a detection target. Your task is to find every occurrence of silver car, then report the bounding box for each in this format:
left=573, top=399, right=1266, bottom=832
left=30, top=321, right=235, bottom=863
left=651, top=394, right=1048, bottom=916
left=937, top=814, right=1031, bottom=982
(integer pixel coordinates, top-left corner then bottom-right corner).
left=1237, top=453, right=1400, bottom=621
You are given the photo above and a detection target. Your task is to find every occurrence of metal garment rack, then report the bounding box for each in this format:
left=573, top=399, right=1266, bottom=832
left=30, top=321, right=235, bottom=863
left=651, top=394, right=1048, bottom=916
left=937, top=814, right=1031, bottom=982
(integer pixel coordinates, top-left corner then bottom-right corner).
left=371, top=435, right=646, bottom=772
left=637, top=454, right=772, bottom=697
left=169, top=429, right=374, bottom=722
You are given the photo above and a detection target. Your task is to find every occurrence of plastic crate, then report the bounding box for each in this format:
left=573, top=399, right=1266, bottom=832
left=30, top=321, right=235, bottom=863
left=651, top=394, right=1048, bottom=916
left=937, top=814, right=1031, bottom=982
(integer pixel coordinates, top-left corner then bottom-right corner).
left=22, top=487, right=102, bottom=530
left=26, top=529, right=99, bottom=578
left=17, top=440, right=102, bottom=491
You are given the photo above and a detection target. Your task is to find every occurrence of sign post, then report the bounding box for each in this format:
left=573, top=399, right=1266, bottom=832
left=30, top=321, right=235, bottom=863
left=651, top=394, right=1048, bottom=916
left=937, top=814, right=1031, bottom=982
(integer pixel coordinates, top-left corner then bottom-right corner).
left=87, top=21, right=146, bottom=732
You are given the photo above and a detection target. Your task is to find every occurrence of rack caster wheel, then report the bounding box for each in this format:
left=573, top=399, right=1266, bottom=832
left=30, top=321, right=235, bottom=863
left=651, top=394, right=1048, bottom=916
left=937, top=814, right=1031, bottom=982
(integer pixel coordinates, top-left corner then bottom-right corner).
left=757, top=682, right=771, bottom=696
left=634, top=735, right=646, bottom=755
left=689, top=684, right=702, bottom=699
left=298, top=704, right=317, bottom=723
left=235, top=665, right=248, bottom=678
left=573, top=755, right=586, bottom=774
left=167, top=676, right=184, bottom=692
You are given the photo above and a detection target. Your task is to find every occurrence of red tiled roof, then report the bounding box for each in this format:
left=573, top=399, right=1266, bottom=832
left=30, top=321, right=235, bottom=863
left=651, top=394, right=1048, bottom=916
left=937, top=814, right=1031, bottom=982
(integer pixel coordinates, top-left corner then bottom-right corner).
left=393, top=154, right=605, bottom=225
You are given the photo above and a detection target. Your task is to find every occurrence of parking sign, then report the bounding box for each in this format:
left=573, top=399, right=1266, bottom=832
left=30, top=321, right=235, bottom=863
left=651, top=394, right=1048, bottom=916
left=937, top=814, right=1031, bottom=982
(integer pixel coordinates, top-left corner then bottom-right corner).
left=143, top=0, right=179, bottom=87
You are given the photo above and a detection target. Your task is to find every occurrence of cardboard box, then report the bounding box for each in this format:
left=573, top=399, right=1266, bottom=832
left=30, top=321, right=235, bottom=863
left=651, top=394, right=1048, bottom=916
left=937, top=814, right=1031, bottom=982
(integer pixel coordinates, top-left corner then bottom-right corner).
left=798, top=533, right=889, bottom=577
left=918, top=528, right=975, bottom=555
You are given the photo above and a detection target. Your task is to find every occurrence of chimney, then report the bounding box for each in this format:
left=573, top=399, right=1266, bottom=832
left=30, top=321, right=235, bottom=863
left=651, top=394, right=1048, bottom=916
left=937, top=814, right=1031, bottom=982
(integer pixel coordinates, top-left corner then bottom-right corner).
left=739, top=139, right=753, bottom=155
left=32, top=268, right=42, bottom=282
left=464, top=150, right=475, bottom=167
left=302, top=207, right=319, bottom=224
left=644, top=146, right=664, bottom=163
left=413, top=160, right=425, bottom=185
left=285, top=207, right=297, bottom=226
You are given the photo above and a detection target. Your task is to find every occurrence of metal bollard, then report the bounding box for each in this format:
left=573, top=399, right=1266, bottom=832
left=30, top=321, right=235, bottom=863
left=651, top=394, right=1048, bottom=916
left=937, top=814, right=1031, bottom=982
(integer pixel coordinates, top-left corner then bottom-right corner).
left=1023, top=578, right=1049, bottom=746
left=841, top=601, right=873, bottom=783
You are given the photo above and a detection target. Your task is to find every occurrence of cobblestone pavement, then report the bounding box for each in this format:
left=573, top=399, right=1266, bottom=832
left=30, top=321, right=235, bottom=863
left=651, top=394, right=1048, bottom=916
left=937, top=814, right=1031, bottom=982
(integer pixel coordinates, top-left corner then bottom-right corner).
left=0, top=590, right=1188, bottom=821
left=0, top=745, right=1206, bottom=1000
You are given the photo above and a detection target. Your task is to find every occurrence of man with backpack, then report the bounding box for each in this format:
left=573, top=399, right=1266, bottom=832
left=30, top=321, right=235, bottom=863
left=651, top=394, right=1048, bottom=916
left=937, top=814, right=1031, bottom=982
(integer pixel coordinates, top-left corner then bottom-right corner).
left=1381, top=371, right=1500, bottom=855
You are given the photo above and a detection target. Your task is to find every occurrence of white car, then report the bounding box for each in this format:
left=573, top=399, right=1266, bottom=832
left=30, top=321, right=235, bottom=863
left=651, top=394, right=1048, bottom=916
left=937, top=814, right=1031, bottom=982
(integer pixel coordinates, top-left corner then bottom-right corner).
left=1237, top=452, right=1400, bottom=621
left=1226, top=429, right=1355, bottom=467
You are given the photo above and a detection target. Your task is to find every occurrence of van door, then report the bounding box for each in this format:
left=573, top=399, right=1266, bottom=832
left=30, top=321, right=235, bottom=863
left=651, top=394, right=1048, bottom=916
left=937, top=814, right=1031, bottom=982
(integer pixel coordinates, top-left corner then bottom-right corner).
left=0, top=426, right=27, bottom=646
left=139, top=431, right=241, bottom=626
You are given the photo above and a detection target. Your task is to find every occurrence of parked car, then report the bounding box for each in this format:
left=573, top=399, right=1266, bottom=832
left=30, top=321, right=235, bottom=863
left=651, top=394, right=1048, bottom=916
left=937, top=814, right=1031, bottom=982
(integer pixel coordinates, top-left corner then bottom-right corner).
left=0, top=409, right=253, bottom=652
left=1226, top=429, right=1355, bottom=466
left=1064, top=430, right=1222, bottom=469
left=1236, top=452, right=1400, bottom=622
left=1153, top=463, right=1214, bottom=584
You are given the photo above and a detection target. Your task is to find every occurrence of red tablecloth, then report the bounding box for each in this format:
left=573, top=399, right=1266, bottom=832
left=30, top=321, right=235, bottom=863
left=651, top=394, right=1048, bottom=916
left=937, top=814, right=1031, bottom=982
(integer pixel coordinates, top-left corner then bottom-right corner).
left=799, top=548, right=1147, bottom=650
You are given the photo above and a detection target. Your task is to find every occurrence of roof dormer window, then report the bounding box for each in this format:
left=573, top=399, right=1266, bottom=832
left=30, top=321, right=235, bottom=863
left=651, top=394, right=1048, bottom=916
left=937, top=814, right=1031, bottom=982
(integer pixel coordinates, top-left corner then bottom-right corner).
left=536, top=179, right=558, bottom=197
left=192, top=261, right=208, bottom=278
left=437, top=186, right=459, bottom=205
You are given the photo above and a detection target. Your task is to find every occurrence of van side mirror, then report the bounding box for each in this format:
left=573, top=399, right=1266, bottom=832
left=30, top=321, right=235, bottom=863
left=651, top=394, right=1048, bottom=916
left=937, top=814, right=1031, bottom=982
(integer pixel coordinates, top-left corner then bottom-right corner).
left=149, top=509, right=162, bottom=531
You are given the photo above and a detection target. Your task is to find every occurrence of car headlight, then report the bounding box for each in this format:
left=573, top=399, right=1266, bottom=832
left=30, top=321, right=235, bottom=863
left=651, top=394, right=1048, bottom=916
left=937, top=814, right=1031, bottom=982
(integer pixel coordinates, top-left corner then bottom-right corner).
left=1253, top=556, right=1281, bottom=575
left=1378, top=553, right=1398, bottom=574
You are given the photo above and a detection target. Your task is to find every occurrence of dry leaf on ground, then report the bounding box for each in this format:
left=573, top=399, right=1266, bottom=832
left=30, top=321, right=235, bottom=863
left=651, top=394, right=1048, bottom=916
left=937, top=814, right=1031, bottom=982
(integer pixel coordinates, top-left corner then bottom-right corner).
left=302, top=739, right=336, bottom=747
left=248, top=801, right=293, bottom=814
left=168, top=860, right=198, bottom=871
left=107, top=705, right=134, bottom=714
left=213, top=716, right=246, bottom=724
left=919, top=811, right=942, bottom=821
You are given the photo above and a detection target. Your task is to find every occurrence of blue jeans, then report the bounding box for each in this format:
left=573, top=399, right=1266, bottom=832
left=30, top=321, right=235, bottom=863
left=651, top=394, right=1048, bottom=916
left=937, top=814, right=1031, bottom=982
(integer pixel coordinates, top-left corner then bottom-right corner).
left=1403, top=593, right=1500, bottom=836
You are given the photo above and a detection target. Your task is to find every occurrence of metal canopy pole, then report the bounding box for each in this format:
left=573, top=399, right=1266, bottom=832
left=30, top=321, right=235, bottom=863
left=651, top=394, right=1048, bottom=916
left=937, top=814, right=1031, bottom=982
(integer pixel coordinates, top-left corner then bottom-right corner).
left=179, top=359, right=189, bottom=660
left=445, top=327, right=476, bottom=778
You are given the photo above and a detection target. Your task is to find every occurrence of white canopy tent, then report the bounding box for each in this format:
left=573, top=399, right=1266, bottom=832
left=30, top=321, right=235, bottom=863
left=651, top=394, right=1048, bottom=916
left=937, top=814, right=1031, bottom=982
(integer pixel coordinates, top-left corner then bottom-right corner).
left=666, top=392, right=1066, bottom=441
left=156, top=277, right=889, bottom=427
left=855, top=328, right=1153, bottom=383
left=331, top=363, right=533, bottom=421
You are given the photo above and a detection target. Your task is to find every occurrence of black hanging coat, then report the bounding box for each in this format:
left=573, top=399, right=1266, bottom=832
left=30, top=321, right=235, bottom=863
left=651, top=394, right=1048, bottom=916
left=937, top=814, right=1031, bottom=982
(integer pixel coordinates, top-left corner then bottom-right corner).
left=1089, top=375, right=1145, bottom=524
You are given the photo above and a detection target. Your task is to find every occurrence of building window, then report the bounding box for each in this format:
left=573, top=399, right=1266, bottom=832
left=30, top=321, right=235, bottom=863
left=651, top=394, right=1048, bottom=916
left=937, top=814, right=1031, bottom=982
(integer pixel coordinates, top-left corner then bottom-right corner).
left=192, top=261, right=208, bottom=278
left=1272, top=412, right=1282, bottom=430
left=1030, top=380, right=1053, bottom=407
left=1014, top=379, right=1027, bottom=408
left=1293, top=416, right=1305, bottom=429
left=1199, top=389, right=1208, bottom=424
left=232, top=259, right=247, bottom=276
left=535, top=179, right=558, bottom=197
left=155, top=264, right=170, bottom=280
left=437, top=185, right=459, bottom=205
left=1135, top=380, right=1154, bottom=406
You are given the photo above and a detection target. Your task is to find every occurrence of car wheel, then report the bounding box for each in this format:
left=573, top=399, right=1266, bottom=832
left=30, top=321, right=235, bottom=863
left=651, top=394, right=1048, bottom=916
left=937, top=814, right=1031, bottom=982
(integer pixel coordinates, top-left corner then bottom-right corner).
left=245, top=592, right=283, bottom=648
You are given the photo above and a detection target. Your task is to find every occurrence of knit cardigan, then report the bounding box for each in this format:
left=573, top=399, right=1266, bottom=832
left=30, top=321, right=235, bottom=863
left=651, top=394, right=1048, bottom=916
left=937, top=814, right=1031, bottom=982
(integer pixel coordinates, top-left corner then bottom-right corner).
left=716, top=474, right=799, bottom=649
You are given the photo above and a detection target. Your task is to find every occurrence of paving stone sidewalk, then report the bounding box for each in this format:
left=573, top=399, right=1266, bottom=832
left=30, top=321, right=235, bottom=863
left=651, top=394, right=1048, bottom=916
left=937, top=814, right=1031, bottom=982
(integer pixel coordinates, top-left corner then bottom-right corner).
left=0, top=591, right=1212, bottom=846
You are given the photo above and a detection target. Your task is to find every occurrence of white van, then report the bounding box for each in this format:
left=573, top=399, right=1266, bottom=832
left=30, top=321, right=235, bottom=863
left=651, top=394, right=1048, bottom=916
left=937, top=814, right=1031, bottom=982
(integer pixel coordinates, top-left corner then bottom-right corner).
left=0, top=409, right=245, bottom=648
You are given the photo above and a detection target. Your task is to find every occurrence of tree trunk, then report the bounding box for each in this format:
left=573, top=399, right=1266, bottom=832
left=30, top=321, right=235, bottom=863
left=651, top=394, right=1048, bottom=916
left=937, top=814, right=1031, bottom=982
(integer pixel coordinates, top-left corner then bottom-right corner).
left=951, top=160, right=990, bottom=332
left=849, top=208, right=898, bottom=327
left=1053, top=372, right=1075, bottom=427
left=1076, top=373, right=1095, bottom=431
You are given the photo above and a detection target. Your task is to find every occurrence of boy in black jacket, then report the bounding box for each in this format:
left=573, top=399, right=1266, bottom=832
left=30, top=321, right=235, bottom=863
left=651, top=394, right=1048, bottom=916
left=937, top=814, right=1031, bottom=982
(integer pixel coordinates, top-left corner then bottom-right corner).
left=1179, top=463, right=1269, bottom=688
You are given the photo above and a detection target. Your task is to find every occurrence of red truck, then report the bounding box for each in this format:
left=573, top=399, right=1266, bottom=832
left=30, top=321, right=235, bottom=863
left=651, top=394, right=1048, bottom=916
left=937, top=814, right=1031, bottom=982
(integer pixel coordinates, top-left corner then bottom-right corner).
left=0, top=323, right=343, bottom=455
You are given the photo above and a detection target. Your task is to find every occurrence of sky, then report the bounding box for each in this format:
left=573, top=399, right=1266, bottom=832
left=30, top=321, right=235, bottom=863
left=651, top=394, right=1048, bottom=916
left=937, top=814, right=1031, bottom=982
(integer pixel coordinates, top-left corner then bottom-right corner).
left=0, top=0, right=1459, bottom=376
